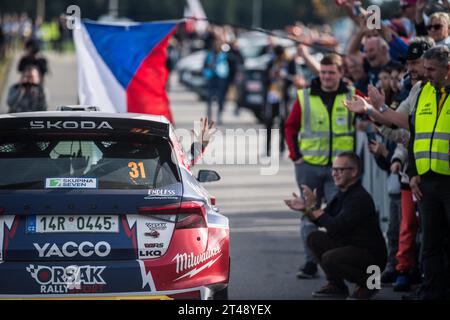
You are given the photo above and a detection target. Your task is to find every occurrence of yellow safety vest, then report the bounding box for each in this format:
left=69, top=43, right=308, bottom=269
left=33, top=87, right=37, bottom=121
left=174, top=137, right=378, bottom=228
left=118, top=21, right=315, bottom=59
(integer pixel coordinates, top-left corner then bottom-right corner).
left=298, top=87, right=355, bottom=166
left=413, top=82, right=450, bottom=175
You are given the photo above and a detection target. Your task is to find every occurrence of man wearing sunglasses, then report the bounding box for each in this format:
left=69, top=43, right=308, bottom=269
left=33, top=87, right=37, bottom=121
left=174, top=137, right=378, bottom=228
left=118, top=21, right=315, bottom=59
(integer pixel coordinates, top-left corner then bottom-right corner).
left=285, top=54, right=356, bottom=280
left=285, top=152, right=387, bottom=299
left=405, top=45, right=450, bottom=300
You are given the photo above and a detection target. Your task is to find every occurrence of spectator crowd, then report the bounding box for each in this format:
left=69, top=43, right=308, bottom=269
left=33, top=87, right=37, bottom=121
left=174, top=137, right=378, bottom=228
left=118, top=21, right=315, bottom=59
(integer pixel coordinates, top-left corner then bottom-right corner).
left=281, top=0, right=450, bottom=300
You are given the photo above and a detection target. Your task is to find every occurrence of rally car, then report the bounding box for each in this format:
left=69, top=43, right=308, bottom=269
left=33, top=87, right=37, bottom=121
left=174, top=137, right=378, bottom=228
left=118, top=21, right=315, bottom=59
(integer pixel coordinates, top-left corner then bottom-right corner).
left=0, top=107, right=229, bottom=300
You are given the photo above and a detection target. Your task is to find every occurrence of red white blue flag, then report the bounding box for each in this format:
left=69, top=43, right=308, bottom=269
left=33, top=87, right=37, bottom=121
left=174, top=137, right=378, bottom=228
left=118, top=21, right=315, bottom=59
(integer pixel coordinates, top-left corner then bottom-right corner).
left=73, top=20, right=177, bottom=123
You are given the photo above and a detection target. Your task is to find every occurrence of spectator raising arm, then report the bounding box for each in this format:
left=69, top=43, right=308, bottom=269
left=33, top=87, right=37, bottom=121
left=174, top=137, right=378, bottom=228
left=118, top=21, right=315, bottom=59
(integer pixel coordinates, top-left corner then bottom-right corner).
left=347, top=28, right=366, bottom=56
left=297, top=44, right=320, bottom=76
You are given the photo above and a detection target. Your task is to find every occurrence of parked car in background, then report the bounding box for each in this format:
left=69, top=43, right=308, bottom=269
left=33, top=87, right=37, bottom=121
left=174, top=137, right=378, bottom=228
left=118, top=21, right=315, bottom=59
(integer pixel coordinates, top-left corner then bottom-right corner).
left=177, top=49, right=208, bottom=100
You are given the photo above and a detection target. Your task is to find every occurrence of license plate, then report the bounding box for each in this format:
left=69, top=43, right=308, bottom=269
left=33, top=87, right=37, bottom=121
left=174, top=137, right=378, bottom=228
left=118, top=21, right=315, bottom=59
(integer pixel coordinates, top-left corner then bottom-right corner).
left=26, top=215, right=119, bottom=234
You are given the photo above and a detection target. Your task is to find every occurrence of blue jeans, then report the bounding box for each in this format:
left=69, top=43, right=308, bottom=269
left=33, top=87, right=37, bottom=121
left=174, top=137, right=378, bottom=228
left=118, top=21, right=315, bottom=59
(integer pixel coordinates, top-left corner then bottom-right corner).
left=295, top=161, right=338, bottom=265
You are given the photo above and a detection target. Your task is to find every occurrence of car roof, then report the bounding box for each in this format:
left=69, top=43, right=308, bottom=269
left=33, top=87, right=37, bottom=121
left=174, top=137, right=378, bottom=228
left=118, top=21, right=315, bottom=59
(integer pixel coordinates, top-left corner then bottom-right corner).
left=0, top=111, right=171, bottom=124
left=0, top=111, right=173, bottom=138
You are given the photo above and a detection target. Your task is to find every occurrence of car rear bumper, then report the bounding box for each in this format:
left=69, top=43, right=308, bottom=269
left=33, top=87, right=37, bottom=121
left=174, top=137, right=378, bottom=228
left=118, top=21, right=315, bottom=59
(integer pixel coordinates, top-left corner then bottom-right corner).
left=0, top=256, right=229, bottom=299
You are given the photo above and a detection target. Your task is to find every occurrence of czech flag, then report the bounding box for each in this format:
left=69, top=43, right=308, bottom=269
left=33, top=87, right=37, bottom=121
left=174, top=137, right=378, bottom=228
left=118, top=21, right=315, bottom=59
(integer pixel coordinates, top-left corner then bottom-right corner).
left=73, top=20, right=177, bottom=123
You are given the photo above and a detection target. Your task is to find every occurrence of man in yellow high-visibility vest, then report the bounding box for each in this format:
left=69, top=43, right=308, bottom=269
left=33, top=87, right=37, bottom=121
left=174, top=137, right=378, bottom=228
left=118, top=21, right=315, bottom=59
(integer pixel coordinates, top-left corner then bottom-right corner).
left=285, top=53, right=356, bottom=279
left=407, top=46, right=450, bottom=300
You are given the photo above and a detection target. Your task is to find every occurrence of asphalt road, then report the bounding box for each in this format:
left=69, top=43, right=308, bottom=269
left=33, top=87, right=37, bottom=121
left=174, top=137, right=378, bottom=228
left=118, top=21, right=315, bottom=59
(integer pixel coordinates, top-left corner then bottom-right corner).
left=0, top=52, right=404, bottom=299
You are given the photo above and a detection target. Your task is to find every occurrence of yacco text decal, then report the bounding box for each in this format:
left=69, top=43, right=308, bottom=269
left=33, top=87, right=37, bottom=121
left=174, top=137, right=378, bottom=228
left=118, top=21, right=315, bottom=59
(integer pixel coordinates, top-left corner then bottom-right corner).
left=33, top=241, right=111, bottom=258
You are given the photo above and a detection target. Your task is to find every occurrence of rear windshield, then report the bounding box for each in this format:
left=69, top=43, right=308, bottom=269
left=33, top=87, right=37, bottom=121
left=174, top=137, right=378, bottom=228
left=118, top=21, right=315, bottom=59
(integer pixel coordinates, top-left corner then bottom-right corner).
left=0, top=136, right=180, bottom=189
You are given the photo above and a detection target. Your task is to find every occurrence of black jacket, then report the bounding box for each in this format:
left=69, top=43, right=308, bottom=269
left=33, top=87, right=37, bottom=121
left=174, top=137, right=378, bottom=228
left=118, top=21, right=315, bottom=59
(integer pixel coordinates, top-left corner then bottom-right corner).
left=315, top=181, right=387, bottom=261
left=7, top=83, right=47, bottom=113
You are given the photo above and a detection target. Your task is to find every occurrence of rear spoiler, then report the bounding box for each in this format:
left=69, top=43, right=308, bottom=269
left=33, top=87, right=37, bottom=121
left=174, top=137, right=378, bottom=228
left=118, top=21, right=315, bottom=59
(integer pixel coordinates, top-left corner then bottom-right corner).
left=0, top=117, right=170, bottom=138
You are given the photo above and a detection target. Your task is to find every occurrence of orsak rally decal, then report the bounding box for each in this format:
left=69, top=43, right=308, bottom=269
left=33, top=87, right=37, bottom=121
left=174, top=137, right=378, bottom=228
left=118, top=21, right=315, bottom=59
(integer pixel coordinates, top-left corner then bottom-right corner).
left=26, top=264, right=107, bottom=294
left=0, top=260, right=152, bottom=295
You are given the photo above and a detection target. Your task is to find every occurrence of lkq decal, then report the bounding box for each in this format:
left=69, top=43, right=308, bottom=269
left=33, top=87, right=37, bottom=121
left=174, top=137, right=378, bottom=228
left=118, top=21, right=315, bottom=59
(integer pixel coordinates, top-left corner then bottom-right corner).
left=139, top=249, right=162, bottom=258
left=26, top=265, right=106, bottom=294
left=30, top=120, right=113, bottom=130
left=145, top=189, right=177, bottom=200
left=33, top=241, right=111, bottom=258
left=172, top=246, right=222, bottom=281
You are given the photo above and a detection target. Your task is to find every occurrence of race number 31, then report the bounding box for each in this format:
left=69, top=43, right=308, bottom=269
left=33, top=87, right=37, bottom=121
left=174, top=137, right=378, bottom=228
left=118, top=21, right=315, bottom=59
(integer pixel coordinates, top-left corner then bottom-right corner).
left=128, top=161, right=146, bottom=179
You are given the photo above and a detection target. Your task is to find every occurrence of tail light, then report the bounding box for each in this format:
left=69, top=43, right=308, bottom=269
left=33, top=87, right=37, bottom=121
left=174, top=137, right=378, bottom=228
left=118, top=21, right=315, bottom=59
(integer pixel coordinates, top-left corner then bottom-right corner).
left=176, top=202, right=207, bottom=229
left=138, top=201, right=207, bottom=229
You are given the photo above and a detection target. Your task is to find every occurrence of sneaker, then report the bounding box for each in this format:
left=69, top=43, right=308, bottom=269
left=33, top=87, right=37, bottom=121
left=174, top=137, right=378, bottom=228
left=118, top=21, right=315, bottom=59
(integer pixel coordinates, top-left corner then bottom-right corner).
left=347, top=285, right=379, bottom=300
left=312, top=282, right=349, bottom=298
left=296, top=262, right=318, bottom=279
left=380, top=270, right=398, bottom=286
left=393, top=273, right=411, bottom=292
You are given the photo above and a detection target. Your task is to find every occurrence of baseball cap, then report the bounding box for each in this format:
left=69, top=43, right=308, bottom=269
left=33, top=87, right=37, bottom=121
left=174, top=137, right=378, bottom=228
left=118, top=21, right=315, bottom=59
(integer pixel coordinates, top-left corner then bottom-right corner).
left=406, top=41, right=432, bottom=60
